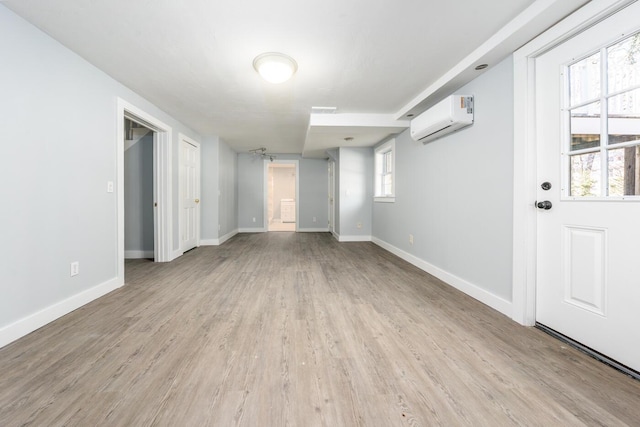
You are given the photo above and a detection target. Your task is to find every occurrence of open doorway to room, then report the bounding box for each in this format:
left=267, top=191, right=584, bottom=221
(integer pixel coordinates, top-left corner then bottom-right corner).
left=117, top=97, right=174, bottom=288
left=123, top=118, right=155, bottom=260
left=266, top=162, right=297, bottom=232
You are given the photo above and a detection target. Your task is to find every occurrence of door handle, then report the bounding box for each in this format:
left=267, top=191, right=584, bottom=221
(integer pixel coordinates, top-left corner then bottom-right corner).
left=195, top=198, right=200, bottom=203
left=536, top=200, right=552, bottom=210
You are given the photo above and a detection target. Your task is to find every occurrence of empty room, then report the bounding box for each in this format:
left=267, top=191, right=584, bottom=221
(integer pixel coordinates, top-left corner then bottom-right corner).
left=1, top=0, right=640, bottom=425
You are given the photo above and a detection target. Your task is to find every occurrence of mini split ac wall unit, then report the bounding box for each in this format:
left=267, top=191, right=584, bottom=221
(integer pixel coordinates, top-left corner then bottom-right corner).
left=410, top=95, right=474, bottom=143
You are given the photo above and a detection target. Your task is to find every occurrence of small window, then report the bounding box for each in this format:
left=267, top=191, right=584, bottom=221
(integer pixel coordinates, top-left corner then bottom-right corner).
left=375, top=139, right=395, bottom=202
left=565, top=31, right=640, bottom=198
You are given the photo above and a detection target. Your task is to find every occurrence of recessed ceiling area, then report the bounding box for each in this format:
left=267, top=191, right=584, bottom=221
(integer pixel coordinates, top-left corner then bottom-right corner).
left=304, top=114, right=409, bottom=158
left=2, top=0, right=590, bottom=156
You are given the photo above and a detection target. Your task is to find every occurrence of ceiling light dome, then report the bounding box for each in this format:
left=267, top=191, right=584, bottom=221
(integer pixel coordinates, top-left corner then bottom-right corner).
left=253, top=52, right=298, bottom=84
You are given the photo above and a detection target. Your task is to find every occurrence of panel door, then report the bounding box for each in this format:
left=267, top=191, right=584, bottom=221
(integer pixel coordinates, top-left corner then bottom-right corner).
left=535, top=1, right=640, bottom=372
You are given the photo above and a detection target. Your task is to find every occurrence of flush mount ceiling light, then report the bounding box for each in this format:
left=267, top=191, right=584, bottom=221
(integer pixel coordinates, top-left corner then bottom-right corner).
left=253, top=52, right=298, bottom=84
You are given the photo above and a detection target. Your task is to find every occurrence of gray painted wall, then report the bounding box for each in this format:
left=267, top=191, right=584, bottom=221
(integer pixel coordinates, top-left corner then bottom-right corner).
left=298, top=158, right=329, bottom=230
left=338, top=147, right=373, bottom=237
left=218, top=139, right=238, bottom=237
left=372, top=57, right=514, bottom=301
left=238, top=154, right=266, bottom=230
left=237, top=154, right=328, bottom=231
left=200, top=136, right=220, bottom=241
left=124, top=131, right=154, bottom=254
left=0, top=5, right=200, bottom=330
left=201, top=136, right=238, bottom=241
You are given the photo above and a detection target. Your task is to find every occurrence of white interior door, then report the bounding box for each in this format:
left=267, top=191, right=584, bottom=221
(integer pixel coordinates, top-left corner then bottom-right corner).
left=180, top=137, right=200, bottom=252
left=535, top=2, right=640, bottom=372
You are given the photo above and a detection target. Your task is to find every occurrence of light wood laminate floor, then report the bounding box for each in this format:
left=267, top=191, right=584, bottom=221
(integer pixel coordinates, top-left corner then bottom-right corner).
left=1, top=232, right=639, bottom=426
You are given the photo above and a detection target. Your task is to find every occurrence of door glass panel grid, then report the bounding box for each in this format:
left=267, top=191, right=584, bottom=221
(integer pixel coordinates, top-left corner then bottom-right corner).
left=564, top=31, right=640, bottom=199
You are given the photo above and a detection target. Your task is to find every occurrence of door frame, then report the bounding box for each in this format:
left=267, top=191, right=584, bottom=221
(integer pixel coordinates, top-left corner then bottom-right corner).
left=117, top=98, right=173, bottom=285
left=512, top=0, right=635, bottom=325
left=263, top=159, right=300, bottom=231
left=178, top=133, right=201, bottom=252
left=329, top=160, right=336, bottom=235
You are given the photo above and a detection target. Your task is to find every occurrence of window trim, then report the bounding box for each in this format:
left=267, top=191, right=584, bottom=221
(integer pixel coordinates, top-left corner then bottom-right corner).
left=374, top=139, right=396, bottom=203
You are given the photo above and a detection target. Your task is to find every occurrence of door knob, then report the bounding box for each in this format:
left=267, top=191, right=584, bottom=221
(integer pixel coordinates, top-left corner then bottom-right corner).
left=536, top=200, right=552, bottom=210
left=195, top=199, right=200, bottom=203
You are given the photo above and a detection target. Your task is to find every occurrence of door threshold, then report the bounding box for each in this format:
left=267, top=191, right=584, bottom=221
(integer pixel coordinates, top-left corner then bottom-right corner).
left=535, top=323, right=639, bottom=381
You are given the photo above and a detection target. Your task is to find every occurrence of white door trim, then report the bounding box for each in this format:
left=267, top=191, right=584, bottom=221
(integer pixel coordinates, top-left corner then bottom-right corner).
left=117, top=98, right=173, bottom=285
left=329, top=160, right=335, bottom=234
left=179, top=133, right=201, bottom=252
left=512, top=0, right=636, bottom=325
left=263, top=159, right=300, bottom=231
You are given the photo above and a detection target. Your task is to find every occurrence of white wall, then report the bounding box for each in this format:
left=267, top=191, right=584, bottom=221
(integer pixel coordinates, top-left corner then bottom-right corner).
left=372, top=57, right=514, bottom=313
left=0, top=5, right=201, bottom=345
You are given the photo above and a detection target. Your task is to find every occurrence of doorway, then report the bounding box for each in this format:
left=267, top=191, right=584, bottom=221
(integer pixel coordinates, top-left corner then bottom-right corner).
left=116, top=98, right=173, bottom=287
left=265, top=161, right=298, bottom=232
left=123, top=119, right=154, bottom=260
left=329, top=160, right=336, bottom=235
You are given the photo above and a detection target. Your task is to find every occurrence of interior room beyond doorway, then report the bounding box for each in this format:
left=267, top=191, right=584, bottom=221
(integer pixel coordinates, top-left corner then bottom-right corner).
left=267, top=163, right=296, bottom=232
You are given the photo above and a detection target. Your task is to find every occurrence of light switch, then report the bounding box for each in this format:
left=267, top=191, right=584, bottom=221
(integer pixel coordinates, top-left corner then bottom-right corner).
left=107, top=181, right=114, bottom=193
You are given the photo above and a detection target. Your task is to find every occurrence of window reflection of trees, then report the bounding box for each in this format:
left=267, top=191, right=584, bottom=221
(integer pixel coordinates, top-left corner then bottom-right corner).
left=567, top=32, right=640, bottom=197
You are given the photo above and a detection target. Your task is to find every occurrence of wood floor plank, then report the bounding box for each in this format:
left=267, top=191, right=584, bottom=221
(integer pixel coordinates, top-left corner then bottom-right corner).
left=1, top=232, right=639, bottom=426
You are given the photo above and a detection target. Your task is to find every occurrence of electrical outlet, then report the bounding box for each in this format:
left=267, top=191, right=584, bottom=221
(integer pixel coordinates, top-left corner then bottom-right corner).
left=313, top=216, right=317, bottom=223
left=106, top=181, right=114, bottom=193
left=70, top=262, right=79, bottom=277
left=357, top=222, right=362, bottom=229
left=218, top=224, right=221, bottom=231
left=252, top=217, right=256, bottom=223
left=409, top=234, right=414, bottom=245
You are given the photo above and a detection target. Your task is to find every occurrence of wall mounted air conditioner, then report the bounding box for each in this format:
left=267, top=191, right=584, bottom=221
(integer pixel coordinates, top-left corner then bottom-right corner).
left=410, top=95, right=474, bottom=143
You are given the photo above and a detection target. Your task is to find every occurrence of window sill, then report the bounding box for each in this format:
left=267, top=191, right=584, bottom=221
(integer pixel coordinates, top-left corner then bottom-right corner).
left=374, top=197, right=395, bottom=203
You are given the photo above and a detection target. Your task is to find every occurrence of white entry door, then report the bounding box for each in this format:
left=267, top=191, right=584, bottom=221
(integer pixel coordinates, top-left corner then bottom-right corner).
left=180, top=137, right=200, bottom=252
left=535, top=2, right=640, bottom=372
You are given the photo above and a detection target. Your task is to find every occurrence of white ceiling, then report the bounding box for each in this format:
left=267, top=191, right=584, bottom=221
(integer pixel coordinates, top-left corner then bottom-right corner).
left=3, top=0, right=589, bottom=157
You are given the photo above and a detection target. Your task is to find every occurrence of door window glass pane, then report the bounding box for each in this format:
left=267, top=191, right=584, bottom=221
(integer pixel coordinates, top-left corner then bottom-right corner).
left=607, top=33, right=640, bottom=94
left=569, top=52, right=600, bottom=106
left=570, top=102, right=601, bottom=150
left=570, top=152, right=601, bottom=197
left=608, top=146, right=640, bottom=196
left=608, top=88, right=640, bottom=145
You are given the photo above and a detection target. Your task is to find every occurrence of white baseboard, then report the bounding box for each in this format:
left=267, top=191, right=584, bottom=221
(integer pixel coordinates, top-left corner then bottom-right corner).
left=200, top=229, right=239, bottom=246
left=239, top=228, right=267, bottom=233
left=124, top=250, right=154, bottom=259
left=298, top=228, right=330, bottom=232
left=338, top=235, right=372, bottom=242
left=219, top=229, right=238, bottom=244
left=332, top=231, right=339, bottom=241
left=0, top=276, right=124, bottom=349
left=372, top=237, right=512, bottom=317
